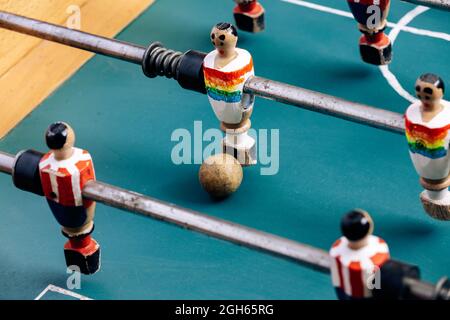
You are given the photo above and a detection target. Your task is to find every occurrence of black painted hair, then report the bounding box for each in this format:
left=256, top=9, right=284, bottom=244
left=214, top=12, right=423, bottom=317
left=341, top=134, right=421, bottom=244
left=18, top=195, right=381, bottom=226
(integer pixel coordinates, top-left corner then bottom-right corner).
left=419, top=73, right=445, bottom=94
left=215, top=22, right=238, bottom=37
left=341, top=209, right=372, bottom=242
left=45, top=122, right=69, bottom=150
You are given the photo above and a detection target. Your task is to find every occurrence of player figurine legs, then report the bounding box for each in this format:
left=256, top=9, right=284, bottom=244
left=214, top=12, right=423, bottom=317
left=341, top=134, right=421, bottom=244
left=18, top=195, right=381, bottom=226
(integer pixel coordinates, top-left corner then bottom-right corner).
left=203, top=22, right=257, bottom=166
left=347, top=0, right=392, bottom=65
left=61, top=204, right=100, bottom=275
left=39, top=122, right=101, bottom=274
left=405, top=74, right=450, bottom=220
left=233, top=0, right=265, bottom=33
left=221, top=117, right=256, bottom=167
left=358, top=24, right=392, bottom=65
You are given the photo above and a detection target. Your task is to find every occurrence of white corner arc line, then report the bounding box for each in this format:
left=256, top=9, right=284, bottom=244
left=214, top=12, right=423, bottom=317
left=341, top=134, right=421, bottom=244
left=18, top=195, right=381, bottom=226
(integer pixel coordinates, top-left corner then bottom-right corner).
left=282, top=0, right=450, bottom=42
left=281, top=0, right=445, bottom=102
left=379, top=6, right=430, bottom=103
left=389, top=6, right=430, bottom=44
left=282, top=0, right=354, bottom=18
left=34, top=285, right=51, bottom=300
left=34, top=284, right=93, bottom=300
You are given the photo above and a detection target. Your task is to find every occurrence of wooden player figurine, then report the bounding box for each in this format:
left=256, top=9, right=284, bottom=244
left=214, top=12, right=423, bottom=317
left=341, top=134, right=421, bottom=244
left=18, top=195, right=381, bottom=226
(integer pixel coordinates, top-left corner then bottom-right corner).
left=39, top=122, right=100, bottom=274
left=203, top=22, right=256, bottom=166
left=347, top=0, right=392, bottom=65
left=329, top=210, right=390, bottom=300
left=405, top=74, right=450, bottom=220
left=233, top=0, right=265, bottom=33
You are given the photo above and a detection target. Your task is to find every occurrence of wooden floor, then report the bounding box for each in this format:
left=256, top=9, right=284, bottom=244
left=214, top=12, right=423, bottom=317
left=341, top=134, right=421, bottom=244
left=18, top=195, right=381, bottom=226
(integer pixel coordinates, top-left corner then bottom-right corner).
left=0, top=0, right=155, bottom=138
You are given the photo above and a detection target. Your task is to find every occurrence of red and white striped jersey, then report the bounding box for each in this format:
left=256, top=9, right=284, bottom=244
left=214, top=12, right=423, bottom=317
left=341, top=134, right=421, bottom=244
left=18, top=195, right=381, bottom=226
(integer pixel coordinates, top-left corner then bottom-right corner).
left=39, top=148, right=95, bottom=207
left=347, top=0, right=390, bottom=27
left=329, top=235, right=390, bottom=298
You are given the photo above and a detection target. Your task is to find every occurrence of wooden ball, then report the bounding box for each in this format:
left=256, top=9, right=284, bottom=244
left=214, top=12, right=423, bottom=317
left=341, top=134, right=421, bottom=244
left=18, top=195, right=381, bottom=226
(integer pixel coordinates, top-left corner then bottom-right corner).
left=199, top=153, right=243, bottom=198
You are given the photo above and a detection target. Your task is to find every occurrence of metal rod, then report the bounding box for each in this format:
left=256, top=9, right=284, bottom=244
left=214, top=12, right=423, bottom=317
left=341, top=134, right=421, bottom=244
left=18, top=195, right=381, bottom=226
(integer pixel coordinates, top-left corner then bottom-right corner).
left=402, top=0, right=450, bottom=11
left=244, top=77, right=405, bottom=134
left=85, top=181, right=331, bottom=273
left=0, top=10, right=407, bottom=135
left=404, top=278, right=437, bottom=300
left=0, top=10, right=145, bottom=64
left=0, top=10, right=445, bottom=299
left=0, top=151, right=330, bottom=273
left=0, top=151, right=14, bottom=174
left=0, top=150, right=446, bottom=300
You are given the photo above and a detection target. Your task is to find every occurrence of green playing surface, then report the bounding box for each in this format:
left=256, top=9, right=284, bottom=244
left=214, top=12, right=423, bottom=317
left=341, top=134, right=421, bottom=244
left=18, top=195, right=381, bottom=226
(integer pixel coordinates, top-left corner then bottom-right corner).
left=0, top=0, right=449, bottom=299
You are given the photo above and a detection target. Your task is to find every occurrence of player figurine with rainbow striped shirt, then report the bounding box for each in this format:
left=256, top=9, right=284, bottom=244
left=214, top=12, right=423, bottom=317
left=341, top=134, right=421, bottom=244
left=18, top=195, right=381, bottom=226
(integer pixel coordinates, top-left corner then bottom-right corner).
left=405, top=74, right=450, bottom=220
left=39, top=122, right=101, bottom=274
left=329, top=210, right=390, bottom=300
left=203, top=22, right=256, bottom=166
left=347, top=0, right=392, bottom=65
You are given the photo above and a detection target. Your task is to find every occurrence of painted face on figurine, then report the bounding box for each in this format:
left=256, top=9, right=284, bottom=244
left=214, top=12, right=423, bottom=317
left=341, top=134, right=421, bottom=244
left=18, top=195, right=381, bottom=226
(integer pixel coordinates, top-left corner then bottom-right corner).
left=415, top=80, right=443, bottom=105
left=55, top=123, right=75, bottom=151
left=210, top=23, right=238, bottom=56
left=63, top=125, right=76, bottom=150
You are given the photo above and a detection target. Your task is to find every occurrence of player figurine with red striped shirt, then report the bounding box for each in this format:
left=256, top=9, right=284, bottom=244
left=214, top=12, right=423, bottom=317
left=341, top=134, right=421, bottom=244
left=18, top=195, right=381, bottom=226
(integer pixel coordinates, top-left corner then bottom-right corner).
left=405, top=74, right=450, bottom=220
left=329, top=210, right=390, bottom=300
left=233, top=0, right=265, bottom=33
left=347, top=0, right=392, bottom=65
left=203, top=22, right=256, bottom=167
left=39, top=122, right=101, bottom=274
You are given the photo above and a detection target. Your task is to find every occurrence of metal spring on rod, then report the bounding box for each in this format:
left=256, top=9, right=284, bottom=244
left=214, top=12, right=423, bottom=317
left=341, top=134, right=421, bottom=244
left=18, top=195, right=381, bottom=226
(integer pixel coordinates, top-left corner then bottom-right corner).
left=142, top=42, right=183, bottom=79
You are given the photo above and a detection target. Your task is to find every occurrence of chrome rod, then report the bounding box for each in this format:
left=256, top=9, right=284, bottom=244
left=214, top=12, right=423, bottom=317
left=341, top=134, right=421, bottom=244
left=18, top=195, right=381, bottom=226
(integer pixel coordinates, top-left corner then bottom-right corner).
left=0, top=150, right=447, bottom=300
left=0, top=151, right=14, bottom=174
left=402, top=0, right=450, bottom=11
left=0, top=10, right=145, bottom=64
left=0, top=10, right=406, bottom=135
left=244, top=76, right=405, bottom=134
left=0, top=151, right=330, bottom=273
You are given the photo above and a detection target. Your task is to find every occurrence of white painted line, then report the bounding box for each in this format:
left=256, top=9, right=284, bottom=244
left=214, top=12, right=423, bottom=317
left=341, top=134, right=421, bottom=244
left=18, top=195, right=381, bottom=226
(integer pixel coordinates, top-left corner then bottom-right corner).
left=34, top=284, right=93, bottom=300
left=379, top=6, right=429, bottom=103
left=282, top=0, right=450, bottom=42
left=389, top=6, right=430, bottom=44
left=280, top=0, right=448, bottom=101
left=398, top=24, right=450, bottom=42
left=34, top=285, right=51, bottom=300
left=282, top=0, right=354, bottom=18
left=379, top=65, right=417, bottom=102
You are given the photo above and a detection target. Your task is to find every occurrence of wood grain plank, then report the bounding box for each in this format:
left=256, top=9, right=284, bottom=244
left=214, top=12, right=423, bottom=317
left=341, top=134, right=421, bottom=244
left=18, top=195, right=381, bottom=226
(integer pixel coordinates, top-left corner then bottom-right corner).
left=0, top=0, right=155, bottom=138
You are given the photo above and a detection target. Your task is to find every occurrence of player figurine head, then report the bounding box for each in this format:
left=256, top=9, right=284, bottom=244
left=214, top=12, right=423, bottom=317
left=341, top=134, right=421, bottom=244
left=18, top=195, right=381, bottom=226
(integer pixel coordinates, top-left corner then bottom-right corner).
left=45, top=121, right=75, bottom=160
left=210, top=22, right=238, bottom=58
left=330, top=210, right=389, bottom=300
left=341, top=209, right=374, bottom=250
left=415, top=73, right=445, bottom=109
